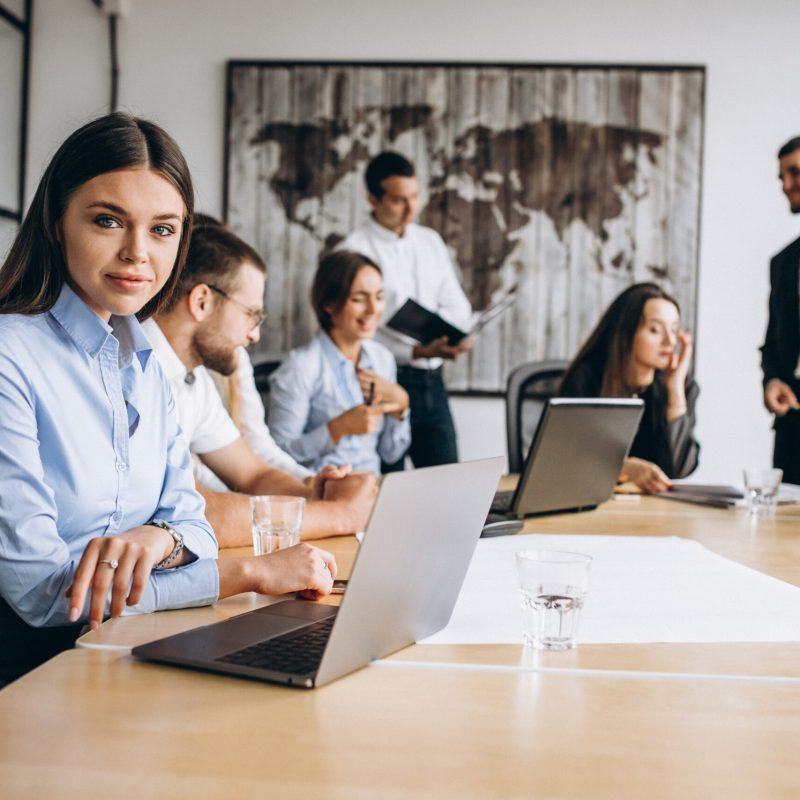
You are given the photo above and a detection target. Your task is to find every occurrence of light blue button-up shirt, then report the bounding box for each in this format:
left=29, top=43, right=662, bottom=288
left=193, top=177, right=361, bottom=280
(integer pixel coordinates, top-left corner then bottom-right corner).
left=268, top=332, right=411, bottom=473
left=0, top=285, right=219, bottom=628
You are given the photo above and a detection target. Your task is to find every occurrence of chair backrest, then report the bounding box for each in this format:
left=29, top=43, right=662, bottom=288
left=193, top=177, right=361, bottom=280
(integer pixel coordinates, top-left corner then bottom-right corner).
left=505, top=359, right=570, bottom=473
left=252, top=360, right=282, bottom=422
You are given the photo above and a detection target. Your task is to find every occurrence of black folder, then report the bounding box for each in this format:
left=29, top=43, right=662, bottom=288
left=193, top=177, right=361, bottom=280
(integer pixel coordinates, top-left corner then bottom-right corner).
left=386, top=285, right=518, bottom=346
left=386, top=298, right=468, bottom=345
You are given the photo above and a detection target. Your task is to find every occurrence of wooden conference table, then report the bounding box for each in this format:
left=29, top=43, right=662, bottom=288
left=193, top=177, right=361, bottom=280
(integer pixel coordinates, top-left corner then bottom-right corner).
left=2, top=494, right=800, bottom=798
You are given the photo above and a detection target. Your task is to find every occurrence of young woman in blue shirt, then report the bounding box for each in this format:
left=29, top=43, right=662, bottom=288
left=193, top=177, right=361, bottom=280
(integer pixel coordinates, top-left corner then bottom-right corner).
left=269, top=251, right=411, bottom=474
left=0, top=113, right=336, bottom=685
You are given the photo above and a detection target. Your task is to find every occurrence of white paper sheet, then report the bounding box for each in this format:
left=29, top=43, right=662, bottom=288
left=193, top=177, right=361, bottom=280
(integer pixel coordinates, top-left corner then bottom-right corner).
left=422, top=534, right=800, bottom=645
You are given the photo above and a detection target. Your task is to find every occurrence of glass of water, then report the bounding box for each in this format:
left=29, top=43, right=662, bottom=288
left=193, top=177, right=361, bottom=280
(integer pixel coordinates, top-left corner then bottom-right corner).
left=250, top=496, right=305, bottom=555
left=743, top=468, right=783, bottom=517
left=515, top=550, right=592, bottom=650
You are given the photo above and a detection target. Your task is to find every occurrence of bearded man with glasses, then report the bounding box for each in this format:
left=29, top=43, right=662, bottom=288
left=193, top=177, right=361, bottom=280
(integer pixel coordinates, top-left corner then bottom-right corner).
left=142, top=217, right=377, bottom=547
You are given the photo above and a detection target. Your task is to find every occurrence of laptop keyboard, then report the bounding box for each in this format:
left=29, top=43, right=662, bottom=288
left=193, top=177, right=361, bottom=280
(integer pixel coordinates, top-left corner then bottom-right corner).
left=216, top=616, right=336, bottom=676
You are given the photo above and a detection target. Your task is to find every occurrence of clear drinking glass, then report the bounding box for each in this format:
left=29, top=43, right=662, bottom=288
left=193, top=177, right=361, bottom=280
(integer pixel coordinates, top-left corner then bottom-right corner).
left=515, top=550, right=592, bottom=650
left=743, top=468, right=783, bottom=517
left=250, top=496, right=305, bottom=555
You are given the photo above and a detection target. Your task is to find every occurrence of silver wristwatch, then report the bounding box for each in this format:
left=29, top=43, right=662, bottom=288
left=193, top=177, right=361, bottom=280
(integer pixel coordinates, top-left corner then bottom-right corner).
left=148, top=519, right=184, bottom=570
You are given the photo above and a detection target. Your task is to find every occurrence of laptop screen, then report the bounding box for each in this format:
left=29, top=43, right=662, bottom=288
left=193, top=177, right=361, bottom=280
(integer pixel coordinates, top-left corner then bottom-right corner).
left=512, top=398, right=644, bottom=516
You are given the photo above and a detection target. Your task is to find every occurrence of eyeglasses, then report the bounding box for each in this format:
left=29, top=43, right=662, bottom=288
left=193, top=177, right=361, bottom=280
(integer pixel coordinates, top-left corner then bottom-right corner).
left=206, top=284, right=267, bottom=328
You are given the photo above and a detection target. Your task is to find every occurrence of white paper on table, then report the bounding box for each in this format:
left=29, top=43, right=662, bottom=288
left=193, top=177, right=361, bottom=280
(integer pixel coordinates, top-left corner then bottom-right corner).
left=422, top=534, right=800, bottom=645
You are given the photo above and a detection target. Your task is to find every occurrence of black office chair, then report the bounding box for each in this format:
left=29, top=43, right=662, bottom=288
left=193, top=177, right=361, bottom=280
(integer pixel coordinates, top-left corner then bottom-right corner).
left=252, top=359, right=282, bottom=423
left=505, top=359, right=570, bottom=473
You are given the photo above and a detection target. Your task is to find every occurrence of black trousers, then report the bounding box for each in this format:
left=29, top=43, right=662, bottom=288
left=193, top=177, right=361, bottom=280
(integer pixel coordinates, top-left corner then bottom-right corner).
left=0, top=598, right=82, bottom=688
left=382, top=365, right=459, bottom=473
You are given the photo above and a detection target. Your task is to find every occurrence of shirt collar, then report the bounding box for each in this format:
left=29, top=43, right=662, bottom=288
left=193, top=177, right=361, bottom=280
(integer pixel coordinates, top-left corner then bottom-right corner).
left=140, top=318, right=188, bottom=382
left=49, top=284, right=113, bottom=358
left=111, top=314, right=154, bottom=370
left=318, top=330, right=374, bottom=370
left=49, top=285, right=151, bottom=368
left=318, top=330, right=350, bottom=368
left=365, top=214, right=413, bottom=243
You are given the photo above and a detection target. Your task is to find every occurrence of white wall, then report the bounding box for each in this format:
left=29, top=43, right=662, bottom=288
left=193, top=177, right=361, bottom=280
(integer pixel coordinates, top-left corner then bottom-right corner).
left=22, top=0, right=800, bottom=482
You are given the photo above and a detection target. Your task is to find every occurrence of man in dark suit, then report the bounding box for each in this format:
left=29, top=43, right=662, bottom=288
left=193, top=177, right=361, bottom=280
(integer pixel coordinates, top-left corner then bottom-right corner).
left=760, top=136, right=800, bottom=484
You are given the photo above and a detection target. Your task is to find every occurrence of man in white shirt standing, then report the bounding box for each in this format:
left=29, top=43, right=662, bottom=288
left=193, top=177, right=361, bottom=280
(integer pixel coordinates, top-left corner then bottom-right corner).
left=144, top=221, right=376, bottom=547
left=341, top=151, right=473, bottom=470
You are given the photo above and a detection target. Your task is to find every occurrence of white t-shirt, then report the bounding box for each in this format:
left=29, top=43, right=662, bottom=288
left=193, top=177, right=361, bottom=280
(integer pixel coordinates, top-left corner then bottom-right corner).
left=341, top=217, right=472, bottom=369
left=141, top=319, right=240, bottom=484
left=207, top=347, right=313, bottom=485
left=143, top=323, right=312, bottom=492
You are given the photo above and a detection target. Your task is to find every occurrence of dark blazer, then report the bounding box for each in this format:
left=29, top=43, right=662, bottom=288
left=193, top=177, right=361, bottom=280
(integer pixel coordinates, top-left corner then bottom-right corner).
left=760, top=235, right=800, bottom=387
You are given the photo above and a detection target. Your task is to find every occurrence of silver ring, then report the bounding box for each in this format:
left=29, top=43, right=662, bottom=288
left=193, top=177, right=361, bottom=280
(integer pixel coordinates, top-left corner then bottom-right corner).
left=98, top=559, right=119, bottom=569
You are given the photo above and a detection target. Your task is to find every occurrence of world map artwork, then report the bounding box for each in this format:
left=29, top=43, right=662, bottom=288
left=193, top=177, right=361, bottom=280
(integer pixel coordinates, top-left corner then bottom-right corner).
left=226, top=64, right=704, bottom=393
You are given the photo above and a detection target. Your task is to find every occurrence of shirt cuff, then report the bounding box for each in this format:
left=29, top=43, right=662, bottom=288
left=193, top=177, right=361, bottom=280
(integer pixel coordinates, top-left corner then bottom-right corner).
left=122, top=557, right=220, bottom=616
left=175, top=521, right=219, bottom=560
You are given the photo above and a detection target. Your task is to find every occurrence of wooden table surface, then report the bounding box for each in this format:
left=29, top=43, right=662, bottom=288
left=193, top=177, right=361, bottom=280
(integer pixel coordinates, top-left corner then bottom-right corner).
left=1, top=647, right=799, bottom=799
left=3, top=495, right=800, bottom=797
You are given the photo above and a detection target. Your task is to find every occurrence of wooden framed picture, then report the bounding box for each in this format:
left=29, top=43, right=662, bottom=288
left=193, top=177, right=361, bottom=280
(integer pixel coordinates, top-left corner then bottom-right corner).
left=225, top=61, right=704, bottom=394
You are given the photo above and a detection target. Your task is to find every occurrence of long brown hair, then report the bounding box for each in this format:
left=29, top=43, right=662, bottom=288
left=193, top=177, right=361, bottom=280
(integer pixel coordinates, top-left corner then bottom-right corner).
left=562, top=282, right=680, bottom=397
left=0, top=112, right=194, bottom=319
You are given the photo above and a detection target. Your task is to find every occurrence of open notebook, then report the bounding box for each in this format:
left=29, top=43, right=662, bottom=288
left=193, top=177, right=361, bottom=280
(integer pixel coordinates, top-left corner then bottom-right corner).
left=387, top=284, right=518, bottom=345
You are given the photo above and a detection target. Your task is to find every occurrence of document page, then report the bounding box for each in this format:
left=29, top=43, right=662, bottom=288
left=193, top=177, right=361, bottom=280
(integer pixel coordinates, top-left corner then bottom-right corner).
left=422, top=534, right=800, bottom=645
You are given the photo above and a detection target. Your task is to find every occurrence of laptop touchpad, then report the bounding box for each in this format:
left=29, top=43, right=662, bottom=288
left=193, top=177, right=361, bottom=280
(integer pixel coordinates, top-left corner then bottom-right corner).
left=255, top=599, right=339, bottom=622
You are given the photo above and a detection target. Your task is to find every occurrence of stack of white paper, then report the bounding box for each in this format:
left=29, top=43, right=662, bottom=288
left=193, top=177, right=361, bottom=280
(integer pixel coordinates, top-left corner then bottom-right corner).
left=422, top=534, right=800, bottom=645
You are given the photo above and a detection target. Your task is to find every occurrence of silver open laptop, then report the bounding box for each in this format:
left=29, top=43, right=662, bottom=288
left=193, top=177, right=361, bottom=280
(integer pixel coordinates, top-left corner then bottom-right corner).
left=487, top=398, right=644, bottom=527
left=133, top=458, right=504, bottom=688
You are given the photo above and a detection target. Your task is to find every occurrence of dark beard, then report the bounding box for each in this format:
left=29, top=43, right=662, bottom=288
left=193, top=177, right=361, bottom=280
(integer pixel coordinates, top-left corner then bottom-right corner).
left=193, top=327, right=238, bottom=376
